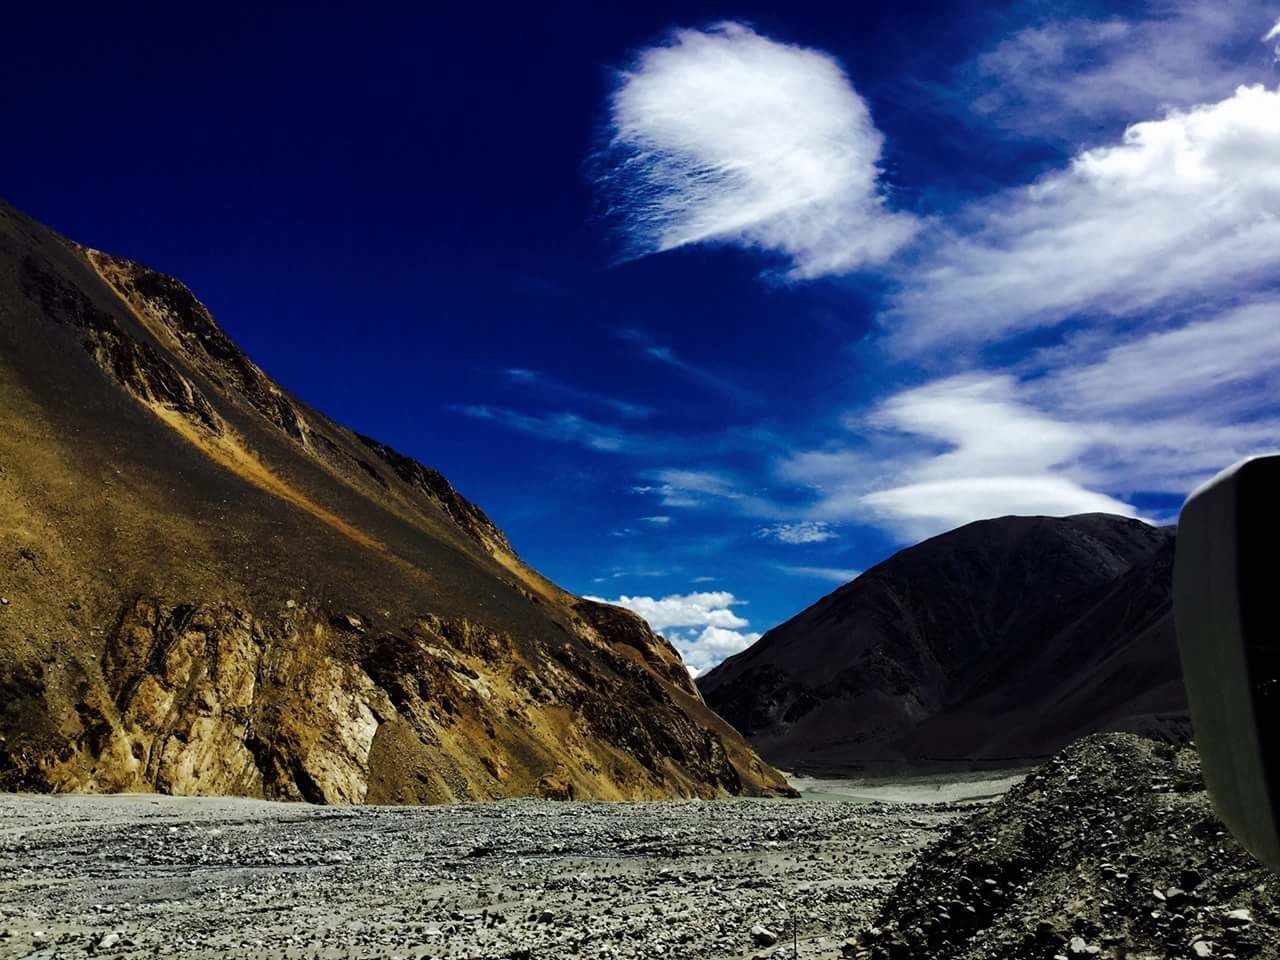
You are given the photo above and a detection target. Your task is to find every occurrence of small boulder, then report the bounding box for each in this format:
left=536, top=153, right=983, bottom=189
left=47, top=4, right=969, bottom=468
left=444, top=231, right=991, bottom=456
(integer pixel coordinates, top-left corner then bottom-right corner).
left=751, top=924, right=778, bottom=947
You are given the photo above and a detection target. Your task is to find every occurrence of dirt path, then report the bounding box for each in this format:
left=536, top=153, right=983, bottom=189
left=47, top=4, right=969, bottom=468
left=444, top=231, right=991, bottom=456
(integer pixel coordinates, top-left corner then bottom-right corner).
left=0, top=792, right=981, bottom=959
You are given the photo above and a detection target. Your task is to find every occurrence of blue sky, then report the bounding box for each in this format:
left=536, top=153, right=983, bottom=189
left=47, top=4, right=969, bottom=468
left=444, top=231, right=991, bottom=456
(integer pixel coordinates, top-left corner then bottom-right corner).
left=5, top=2, right=1279, bottom=672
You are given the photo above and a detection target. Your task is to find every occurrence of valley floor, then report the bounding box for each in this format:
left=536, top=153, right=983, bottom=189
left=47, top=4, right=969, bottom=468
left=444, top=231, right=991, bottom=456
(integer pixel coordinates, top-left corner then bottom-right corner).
left=0, top=790, right=975, bottom=960
left=786, top=769, right=1028, bottom=804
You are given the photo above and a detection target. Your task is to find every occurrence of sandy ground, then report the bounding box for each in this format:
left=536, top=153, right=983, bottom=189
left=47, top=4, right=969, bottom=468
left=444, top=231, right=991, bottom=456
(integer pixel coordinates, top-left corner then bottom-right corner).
left=0, top=781, right=1010, bottom=960
left=786, top=769, right=1028, bottom=804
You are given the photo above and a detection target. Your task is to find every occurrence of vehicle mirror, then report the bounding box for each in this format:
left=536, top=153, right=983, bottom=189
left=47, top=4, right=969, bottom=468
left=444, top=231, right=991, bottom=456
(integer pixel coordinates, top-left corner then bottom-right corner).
left=1174, top=453, right=1280, bottom=871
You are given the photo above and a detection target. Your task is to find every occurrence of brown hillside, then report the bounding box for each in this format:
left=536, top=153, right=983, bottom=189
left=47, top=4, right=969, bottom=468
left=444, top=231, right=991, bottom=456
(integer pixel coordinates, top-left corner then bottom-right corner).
left=0, top=197, right=790, bottom=803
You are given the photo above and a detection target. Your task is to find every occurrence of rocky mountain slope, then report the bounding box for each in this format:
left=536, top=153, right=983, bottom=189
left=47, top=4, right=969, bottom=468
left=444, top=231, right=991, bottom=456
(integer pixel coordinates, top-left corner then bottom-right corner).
left=0, top=197, right=790, bottom=802
left=856, top=734, right=1279, bottom=959
left=698, top=514, right=1186, bottom=772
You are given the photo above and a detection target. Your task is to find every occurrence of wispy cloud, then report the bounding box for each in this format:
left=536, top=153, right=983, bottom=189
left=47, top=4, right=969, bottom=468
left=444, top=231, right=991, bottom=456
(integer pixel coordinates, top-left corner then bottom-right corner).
left=617, top=327, right=757, bottom=404
left=755, top=521, right=836, bottom=544
left=634, top=466, right=781, bottom=519
left=641, top=515, right=672, bottom=525
left=597, top=21, right=917, bottom=280
left=779, top=565, right=860, bottom=584
left=649, top=468, right=739, bottom=504
left=1034, top=300, right=1280, bottom=494
left=887, top=83, right=1280, bottom=354
left=503, top=368, right=655, bottom=419
left=584, top=589, right=761, bottom=674
left=955, top=0, right=1277, bottom=141
left=782, top=375, right=1139, bottom=541
left=1038, top=300, right=1280, bottom=422
left=572, top=12, right=1280, bottom=562
left=452, top=404, right=633, bottom=452
left=590, top=568, right=670, bottom=583
left=782, top=292, right=1280, bottom=540
left=860, top=476, right=1137, bottom=541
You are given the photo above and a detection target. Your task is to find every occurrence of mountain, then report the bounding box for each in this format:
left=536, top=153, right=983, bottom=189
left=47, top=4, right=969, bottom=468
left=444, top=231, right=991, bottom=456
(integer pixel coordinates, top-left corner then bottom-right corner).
left=697, top=514, right=1187, bottom=773
left=0, top=198, right=791, bottom=802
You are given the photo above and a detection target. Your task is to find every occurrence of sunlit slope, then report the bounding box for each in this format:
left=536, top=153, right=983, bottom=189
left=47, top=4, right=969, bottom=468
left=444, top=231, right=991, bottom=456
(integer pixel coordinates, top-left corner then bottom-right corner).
left=0, top=197, right=790, bottom=802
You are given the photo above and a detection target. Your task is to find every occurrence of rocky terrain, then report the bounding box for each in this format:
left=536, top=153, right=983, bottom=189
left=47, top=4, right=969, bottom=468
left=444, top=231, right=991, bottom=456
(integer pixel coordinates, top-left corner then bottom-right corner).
left=0, top=790, right=970, bottom=959
left=699, top=514, right=1187, bottom=773
left=858, top=734, right=1280, bottom=959
left=4, top=735, right=1275, bottom=960
left=0, top=196, right=788, bottom=802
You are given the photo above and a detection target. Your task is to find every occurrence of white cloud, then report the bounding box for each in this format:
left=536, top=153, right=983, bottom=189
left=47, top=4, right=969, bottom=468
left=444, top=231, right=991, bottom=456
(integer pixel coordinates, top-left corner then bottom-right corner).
left=1264, top=16, right=1280, bottom=43
left=1032, top=300, right=1280, bottom=494
left=453, top=405, right=632, bottom=452
left=958, top=1, right=1277, bottom=140
left=641, top=515, right=671, bottom=525
left=598, top=21, right=917, bottom=279
left=782, top=375, right=1139, bottom=541
left=860, top=476, right=1137, bottom=539
left=502, top=368, right=655, bottom=419
left=779, top=565, right=860, bottom=584
left=1039, top=299, right=1280, bottom=421
left=782, top=294, right=1280, bottom=540
left=617, top=328, right=757, bottom=404
left=636, top=467, right=776, bottom=517
left=592, top=568, right=670, bottom=583
left=887, top=84, right=1280, bottom=353
left=653, top=468, right=739, bottom=499
left=671, top=625, right=763, bottom=676
left=868, top=375, right=1089, bottom=482
left=865, top=74, right=1280, bottom=522
left=571, top=14, right=1280, bottom=559
left=1075, top=416, right=1280, bottom=496
left=584, top=590, right=762, bottom=674
left=755, top=521, right=837, bottom=544
left=584, top=591, right=749, bottom=631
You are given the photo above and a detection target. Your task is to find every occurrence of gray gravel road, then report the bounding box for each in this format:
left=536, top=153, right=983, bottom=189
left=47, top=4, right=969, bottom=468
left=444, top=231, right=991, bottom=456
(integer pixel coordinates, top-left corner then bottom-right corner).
left=0, top=792, right=976, bottom=959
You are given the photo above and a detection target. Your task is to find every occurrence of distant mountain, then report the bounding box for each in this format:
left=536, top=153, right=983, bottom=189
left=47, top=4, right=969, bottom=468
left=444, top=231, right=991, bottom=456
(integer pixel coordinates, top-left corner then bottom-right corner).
left=0, top=198, right=791, bottom=802
left=697, top=514, right=1187, bottom=773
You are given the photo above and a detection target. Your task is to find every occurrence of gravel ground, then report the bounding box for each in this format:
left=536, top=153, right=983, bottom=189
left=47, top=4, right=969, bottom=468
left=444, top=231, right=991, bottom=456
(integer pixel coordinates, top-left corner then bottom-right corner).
left=0, top=791, right=974, bottom=959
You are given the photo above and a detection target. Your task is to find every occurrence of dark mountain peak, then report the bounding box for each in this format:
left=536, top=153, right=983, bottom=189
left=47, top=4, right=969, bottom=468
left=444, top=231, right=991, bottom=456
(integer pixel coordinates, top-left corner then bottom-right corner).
left=865, top=512, right=1168, bottom=582
left=698, top=512, right=1184, bottom=773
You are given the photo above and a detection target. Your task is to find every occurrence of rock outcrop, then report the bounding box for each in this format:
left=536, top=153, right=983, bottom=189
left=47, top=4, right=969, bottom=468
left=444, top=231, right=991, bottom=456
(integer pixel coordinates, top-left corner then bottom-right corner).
left=698, top=514, right=1187, bottom=773
left=0, top=197, right=791, bottom=802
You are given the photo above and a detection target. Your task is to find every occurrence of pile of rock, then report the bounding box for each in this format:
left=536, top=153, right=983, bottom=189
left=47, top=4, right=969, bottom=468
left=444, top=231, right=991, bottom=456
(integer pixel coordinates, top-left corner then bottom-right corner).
left=852, top=734, right=1279, bottom=959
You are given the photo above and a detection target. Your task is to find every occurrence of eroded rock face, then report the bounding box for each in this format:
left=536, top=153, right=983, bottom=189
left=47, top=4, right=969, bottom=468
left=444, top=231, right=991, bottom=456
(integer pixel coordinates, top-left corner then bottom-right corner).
left=0, top=197, right=792, bottom=803
left=2, top=597, right=768, bottom=803
left=18, top=253, right=223, bottom=435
